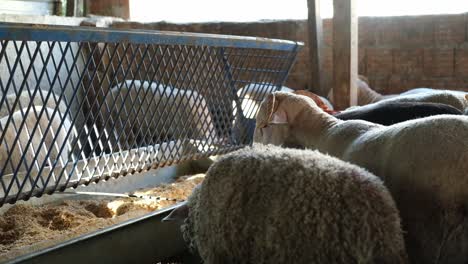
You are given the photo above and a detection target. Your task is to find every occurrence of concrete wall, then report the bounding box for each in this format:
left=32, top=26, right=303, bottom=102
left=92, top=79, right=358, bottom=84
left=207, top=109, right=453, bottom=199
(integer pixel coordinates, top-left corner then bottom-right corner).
left=111, top=14, right=468, bottom=95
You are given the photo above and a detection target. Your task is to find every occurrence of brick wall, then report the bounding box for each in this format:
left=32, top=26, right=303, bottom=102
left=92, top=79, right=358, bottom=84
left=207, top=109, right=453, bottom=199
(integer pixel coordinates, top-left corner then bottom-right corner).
left=349, top=15, right=468, bottom=94
left=87, top=0, right=129, bottom=19
left=111, top=13, right=468, bottom=95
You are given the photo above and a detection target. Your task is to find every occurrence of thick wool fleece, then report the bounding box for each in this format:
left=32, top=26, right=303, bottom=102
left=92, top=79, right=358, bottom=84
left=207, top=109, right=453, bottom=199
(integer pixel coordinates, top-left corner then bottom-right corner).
left=254, top=91, right=468, bottom=264
left=375, top=91, right=468, bottom=112
left=182, top=145, right=408, bottom=264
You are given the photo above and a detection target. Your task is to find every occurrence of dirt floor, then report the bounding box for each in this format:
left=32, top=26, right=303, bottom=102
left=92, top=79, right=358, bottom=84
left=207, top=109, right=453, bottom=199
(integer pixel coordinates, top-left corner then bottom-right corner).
left=0, top=173, right=204, bottom=262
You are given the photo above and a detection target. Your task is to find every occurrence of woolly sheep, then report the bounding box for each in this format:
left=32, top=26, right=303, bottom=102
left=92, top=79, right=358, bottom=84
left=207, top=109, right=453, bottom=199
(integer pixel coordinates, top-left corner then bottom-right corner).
left=0, top=89, right=68, bottom=119
left=372, top=90, right=468, bottom=112
left=334, top=101, right=462, bottom=125
left=327, top=75, right=392, bottom=106
left=234, top=83, right=333, bottom=120
left=163, top=144, right=408, bottom=264
left=300, top=90, right=462, bottom=125
left=253, top=91, right=468, bottom=263
left=0, top=106, right=72, bottom=176
left=101, top=80, right=216, bottom=151
left=327, top=76, right=468, bottom=112
left=231, top=84, right=334, bottom=142
left=343, top=77, right=468, bottom=111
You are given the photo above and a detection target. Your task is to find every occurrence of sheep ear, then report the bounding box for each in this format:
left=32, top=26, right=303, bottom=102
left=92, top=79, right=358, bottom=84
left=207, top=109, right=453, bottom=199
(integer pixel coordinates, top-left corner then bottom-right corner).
left=162, top=201, right=189, bottom=222
left=465, top=94, right=468, bottom=101
left=257, top=93, right=280, bottom=128
left=294, top=90, right=322, bottom=103
left=269, top=108, right=288, bottom=124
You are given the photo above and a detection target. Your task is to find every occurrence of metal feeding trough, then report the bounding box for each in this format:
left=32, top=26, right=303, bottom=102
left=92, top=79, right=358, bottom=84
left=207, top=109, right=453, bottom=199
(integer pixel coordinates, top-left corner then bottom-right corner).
left=0, top=22, right=302, bottom=263
left=10, top=205, right=189, bottom=264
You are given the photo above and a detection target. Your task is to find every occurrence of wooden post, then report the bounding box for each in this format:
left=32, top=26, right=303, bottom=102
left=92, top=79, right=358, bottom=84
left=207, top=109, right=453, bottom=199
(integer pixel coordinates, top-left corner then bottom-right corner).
left=332, top=0, right=358, bottom=110
left=54, top=0, right=63, bottom=16
left=66, top=0, right=84, bottom=16
left=307, top=0, right=326, bottom=96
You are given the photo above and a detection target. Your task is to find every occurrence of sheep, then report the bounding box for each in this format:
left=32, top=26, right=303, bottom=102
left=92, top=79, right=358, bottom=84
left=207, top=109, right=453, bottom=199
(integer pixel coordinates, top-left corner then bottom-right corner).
left=340, top=77, right=468, bottom=111
left=100, top=80, right=216, bottom=152
left=163, top=144, right=408, bottom=264
left=334, top=101, right=462, bottom=125
left=371, top=90, right=468, bottom=113
left=0, top=89, right=68, bottom=119
left=400, top=87, right=468, bottom=97
left=235, top=83, right=333, bottom=119
left=300, top=90, right=463, bottom=125
left=327, top=76, right=468, bottom=113
left=231, top=83, right=334, bottom=143
left=0, top=106, right=73, bottom=176
left=327, top=75, right=394, bottom=106
left=253, top=91, right=468, bottom=263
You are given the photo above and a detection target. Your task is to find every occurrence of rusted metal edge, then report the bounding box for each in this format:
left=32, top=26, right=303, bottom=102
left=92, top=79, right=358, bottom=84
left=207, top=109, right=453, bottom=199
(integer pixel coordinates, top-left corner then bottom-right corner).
left=0, top=22, right=304, bottom=51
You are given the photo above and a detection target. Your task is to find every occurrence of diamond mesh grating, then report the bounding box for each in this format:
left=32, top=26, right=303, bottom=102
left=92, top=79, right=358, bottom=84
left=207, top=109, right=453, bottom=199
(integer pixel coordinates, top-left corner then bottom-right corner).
left=0, top=23, right=301, bottom=206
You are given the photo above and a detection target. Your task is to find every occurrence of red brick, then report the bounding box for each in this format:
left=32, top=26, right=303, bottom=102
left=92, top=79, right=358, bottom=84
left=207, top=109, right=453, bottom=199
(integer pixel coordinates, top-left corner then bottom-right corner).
left=323, top=19, right=333, bottom=47
left=366, top=48, right=394, bottom=77
left=368, top=77, right=389, bottom=93
left=387, top=75, right=403, bottom=93
left=323, top=47, right=333, bottom=73
left=400, top=16, right=434, bottom=47
left=401, top=78, right=425, bottom=90
left=393, top=49, right=424, bottom=76
left=443, top=78, right=465, bottom=89
left=465, top=13, right=468, bottom=42
left=374, top=18, right=401, bottom=46
left=434, top=15, right=465, bottom=45
left=455, top=48, right=468, bottom=77
left=358, top=17, right=376, bottom=46
left=423, top=48, right=454, bottom=77
left=358, top=48, right=367, bottom=75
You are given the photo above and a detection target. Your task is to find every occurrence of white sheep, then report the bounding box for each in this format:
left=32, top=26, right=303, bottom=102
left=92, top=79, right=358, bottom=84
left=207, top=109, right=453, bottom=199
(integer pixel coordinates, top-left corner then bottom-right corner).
left=163, top=144, right=408, bottom=264
left=369, top=90, right=468, bottom=113
left=100, top=80, right=216, bottom=152
left=327, top=75, right=392, bottom=106
left=0, top=89, right=68, bottom=119
left=327, top=76, right=468, bottom=113
left=341, top=77, right=468, bottom=111
left=253, top=91, right=468, bottom=263
left=231, top=83, right=333, bottom=142
left=0, top=107, right=73, bottom=178
left=235, top=82, right=333, bottom=119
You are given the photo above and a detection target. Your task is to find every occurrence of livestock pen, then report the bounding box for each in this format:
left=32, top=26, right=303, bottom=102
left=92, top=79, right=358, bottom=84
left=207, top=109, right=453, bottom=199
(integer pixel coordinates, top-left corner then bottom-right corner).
left=0, top=22, right=302, bottom=263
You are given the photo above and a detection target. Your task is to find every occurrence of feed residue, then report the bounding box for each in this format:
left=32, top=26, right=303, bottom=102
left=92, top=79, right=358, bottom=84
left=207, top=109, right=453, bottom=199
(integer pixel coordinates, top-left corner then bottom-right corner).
left=0, top=174, right=204, bottom=262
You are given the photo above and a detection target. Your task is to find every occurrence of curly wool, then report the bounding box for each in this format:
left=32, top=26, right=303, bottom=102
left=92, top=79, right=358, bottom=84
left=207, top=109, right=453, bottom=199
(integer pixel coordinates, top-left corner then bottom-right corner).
left=254, top=91, right=468, bottom=263
left=182, top=145, right=408, bottom=264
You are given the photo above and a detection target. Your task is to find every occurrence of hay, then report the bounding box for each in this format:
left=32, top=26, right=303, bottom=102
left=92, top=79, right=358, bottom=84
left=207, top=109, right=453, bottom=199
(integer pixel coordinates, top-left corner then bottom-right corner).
left=0, top=173, right=204, bottom=261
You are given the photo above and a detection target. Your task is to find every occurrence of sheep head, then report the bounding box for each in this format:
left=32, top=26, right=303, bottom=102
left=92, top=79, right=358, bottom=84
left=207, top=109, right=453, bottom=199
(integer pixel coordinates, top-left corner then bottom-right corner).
left=294, top=90, right=339, bottom=115
left=253, top=91, right=325, bottom=146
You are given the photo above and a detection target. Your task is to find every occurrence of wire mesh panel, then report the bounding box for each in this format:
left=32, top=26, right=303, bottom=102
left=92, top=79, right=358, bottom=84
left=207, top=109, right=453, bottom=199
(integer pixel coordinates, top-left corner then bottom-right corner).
left=0, top=22, right=302, bottom=205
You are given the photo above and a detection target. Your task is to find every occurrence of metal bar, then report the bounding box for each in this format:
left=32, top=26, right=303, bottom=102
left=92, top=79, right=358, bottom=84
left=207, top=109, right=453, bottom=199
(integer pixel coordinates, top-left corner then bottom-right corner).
left=0, top=24, right=302, bottom=206
left=0, top=22, right=302, bottom=51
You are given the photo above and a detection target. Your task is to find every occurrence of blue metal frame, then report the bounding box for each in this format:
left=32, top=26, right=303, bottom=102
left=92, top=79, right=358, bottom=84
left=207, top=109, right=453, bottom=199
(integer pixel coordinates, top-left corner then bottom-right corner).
left=0, top=22, right=303, bottom=51
left=0, top=22, right=303, bottom=206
